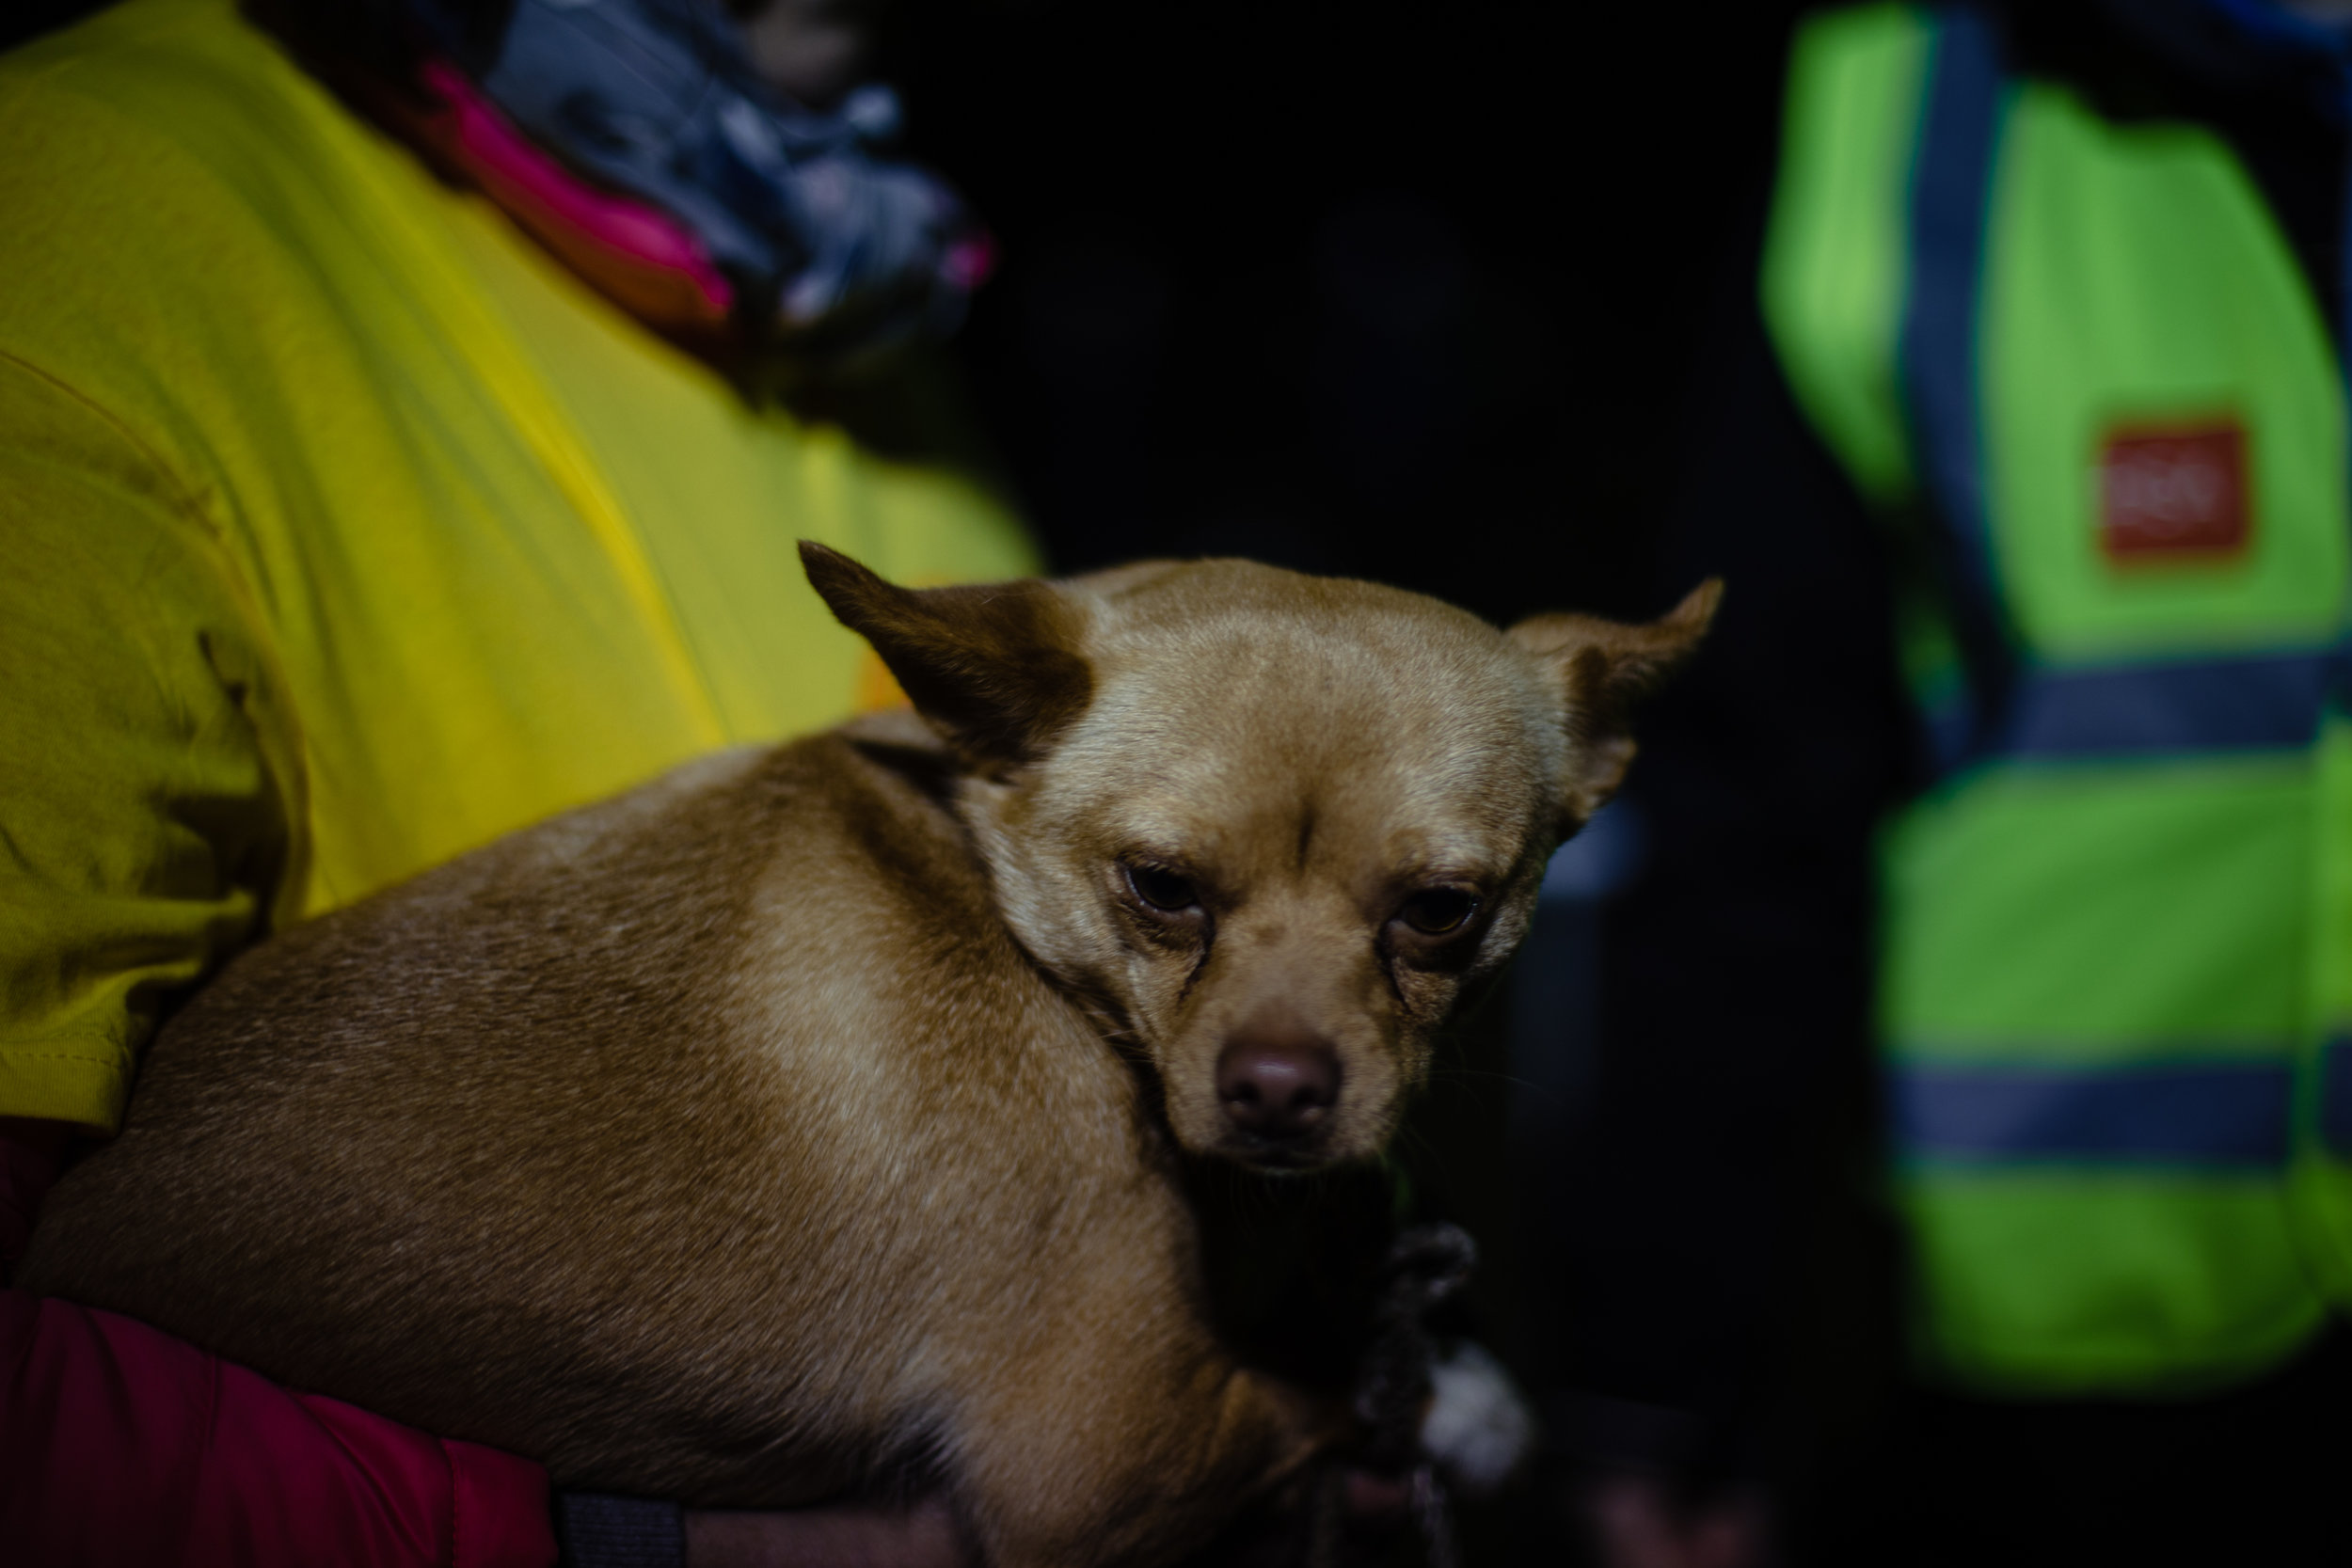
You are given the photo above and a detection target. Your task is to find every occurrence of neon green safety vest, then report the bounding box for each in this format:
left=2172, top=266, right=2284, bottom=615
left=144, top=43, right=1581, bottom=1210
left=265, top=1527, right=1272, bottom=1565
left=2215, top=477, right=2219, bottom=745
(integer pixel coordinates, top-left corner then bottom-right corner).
left=1763, top=4, right=2352, bottom=1395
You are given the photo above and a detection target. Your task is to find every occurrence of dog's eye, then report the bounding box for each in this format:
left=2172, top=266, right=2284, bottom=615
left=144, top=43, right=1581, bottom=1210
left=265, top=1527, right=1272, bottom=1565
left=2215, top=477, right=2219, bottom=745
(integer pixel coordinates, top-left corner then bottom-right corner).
left=1124, top=863, right=1200, bottom=912
left=1398, top=887, right=1479, bottom=935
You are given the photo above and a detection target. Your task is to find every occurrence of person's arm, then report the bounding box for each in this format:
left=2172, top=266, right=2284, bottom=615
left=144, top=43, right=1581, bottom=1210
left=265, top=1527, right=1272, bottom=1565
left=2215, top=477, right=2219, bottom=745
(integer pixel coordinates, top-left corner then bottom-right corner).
left=0, top=363, right=565, bottom=1565
left=1, top=1117, right=561, bottom=1567
left=6, top=1112, right=973, bottom=1568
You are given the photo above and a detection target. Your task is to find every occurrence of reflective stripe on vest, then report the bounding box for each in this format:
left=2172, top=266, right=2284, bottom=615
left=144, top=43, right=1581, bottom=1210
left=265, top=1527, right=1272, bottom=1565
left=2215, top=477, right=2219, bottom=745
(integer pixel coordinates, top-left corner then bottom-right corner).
left=1767, top=4, right=2352, bottom=1394
left=1920, top=647, right=2342, bottom=769
left=1893, top=1058, right=2293, bottom=1166
left=1901, top=5, right=2013, bottom=767
left=2321, top=1038, right=2352, bottom=1157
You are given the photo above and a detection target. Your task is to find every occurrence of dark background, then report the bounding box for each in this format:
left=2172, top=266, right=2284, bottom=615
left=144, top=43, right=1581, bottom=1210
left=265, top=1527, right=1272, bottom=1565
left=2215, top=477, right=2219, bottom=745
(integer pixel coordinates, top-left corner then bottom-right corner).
left=885, top=1, right=1806, bottom=630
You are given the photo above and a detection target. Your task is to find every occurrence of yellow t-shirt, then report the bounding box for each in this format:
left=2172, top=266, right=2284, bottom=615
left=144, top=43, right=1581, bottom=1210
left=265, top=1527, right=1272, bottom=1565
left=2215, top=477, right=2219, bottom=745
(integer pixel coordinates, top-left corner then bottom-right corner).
left=0, top=0, right=1037, bottom=1132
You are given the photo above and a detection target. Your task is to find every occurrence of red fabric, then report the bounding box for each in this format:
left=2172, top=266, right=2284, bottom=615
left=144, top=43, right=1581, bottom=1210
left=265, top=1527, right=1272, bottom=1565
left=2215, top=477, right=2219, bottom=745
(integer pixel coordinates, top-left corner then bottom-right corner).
left=0, top=1128, right=559, bottom=1568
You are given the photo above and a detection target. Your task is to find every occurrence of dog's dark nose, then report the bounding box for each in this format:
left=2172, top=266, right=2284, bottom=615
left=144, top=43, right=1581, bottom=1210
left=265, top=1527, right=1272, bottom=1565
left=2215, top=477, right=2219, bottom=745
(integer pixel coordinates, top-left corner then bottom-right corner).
left=1216, top=1032, right=1340, bottom=1141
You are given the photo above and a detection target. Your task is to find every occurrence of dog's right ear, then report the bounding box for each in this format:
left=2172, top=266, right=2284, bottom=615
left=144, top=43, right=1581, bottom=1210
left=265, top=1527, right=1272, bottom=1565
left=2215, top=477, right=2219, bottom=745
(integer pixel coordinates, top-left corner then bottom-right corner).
left=1507, top=578, right=1723, bottom=830
left=801, top=542, right=1093, bottom=770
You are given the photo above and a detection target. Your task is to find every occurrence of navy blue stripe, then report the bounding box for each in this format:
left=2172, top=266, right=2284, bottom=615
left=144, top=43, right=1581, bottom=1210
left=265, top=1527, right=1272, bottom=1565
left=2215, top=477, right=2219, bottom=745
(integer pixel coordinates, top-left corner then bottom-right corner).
left=1893, top=1059, right=2293, bottom=1165
left=2321, top=1037, right=2352, bottom=1158
left=1901, top=9, right=2015, bottom=767
left=1924, top=647, right=2340, bottom=766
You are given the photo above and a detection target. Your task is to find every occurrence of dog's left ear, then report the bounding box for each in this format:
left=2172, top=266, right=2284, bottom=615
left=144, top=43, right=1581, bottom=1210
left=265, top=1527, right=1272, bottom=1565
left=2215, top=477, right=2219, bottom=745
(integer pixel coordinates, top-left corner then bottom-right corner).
left=1507, top=578, right=1723, bottom=829
left=801, top=541, right=1092, bottom=770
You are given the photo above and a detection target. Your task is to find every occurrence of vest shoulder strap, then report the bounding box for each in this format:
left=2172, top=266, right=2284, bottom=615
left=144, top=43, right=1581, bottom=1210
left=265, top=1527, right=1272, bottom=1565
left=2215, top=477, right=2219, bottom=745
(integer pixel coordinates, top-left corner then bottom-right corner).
left=1761, top=3, right=1934, bottom=507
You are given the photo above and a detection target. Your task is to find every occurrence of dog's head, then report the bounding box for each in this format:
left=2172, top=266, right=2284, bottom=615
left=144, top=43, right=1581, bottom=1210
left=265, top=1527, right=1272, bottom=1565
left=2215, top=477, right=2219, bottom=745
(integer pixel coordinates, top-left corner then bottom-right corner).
left=804, top=544, right=1716, bottom=1173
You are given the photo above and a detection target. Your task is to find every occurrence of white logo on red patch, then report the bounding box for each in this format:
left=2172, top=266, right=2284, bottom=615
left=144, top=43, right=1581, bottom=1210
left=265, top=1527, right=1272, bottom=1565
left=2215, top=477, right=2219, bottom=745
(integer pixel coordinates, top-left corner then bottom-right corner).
left=2098, top=421, right=2249, bottom=562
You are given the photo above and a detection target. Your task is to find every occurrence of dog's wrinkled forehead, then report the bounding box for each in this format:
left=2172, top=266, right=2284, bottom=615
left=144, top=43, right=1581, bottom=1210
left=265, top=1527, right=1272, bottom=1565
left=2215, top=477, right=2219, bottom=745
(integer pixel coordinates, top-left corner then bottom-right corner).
left=1044, top=565, right=1559, bottom=864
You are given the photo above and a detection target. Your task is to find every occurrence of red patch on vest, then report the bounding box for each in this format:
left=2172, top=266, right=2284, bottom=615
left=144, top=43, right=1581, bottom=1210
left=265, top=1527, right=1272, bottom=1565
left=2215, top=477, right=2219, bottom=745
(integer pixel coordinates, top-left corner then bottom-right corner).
left=2097, top=422, right=2250, bottom=562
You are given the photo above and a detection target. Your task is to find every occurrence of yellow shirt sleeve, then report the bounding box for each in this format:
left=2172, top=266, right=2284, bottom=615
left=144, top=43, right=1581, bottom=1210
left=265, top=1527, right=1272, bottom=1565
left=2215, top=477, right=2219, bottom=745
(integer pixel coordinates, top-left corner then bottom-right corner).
left=0, top=356, right=293, bottom=1132
left=0, top=0, right=1041, bottom=1138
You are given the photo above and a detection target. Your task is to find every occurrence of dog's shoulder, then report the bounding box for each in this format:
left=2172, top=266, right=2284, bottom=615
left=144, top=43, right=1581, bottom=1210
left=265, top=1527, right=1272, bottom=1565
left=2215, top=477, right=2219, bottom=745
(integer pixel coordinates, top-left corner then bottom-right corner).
left=726, top=719, right=1095, bottom=1085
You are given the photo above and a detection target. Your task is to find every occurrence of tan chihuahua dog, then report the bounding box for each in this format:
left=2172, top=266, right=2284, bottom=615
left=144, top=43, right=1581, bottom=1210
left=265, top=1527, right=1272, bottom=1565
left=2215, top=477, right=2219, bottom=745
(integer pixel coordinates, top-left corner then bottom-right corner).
left=23, top=546, right=1716, bottom=1566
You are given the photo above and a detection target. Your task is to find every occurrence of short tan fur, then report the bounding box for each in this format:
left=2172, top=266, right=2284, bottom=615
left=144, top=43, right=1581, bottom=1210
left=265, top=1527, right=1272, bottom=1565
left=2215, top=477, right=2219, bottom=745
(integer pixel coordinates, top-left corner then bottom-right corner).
left=22, top=546, right=1715, bottom=1566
